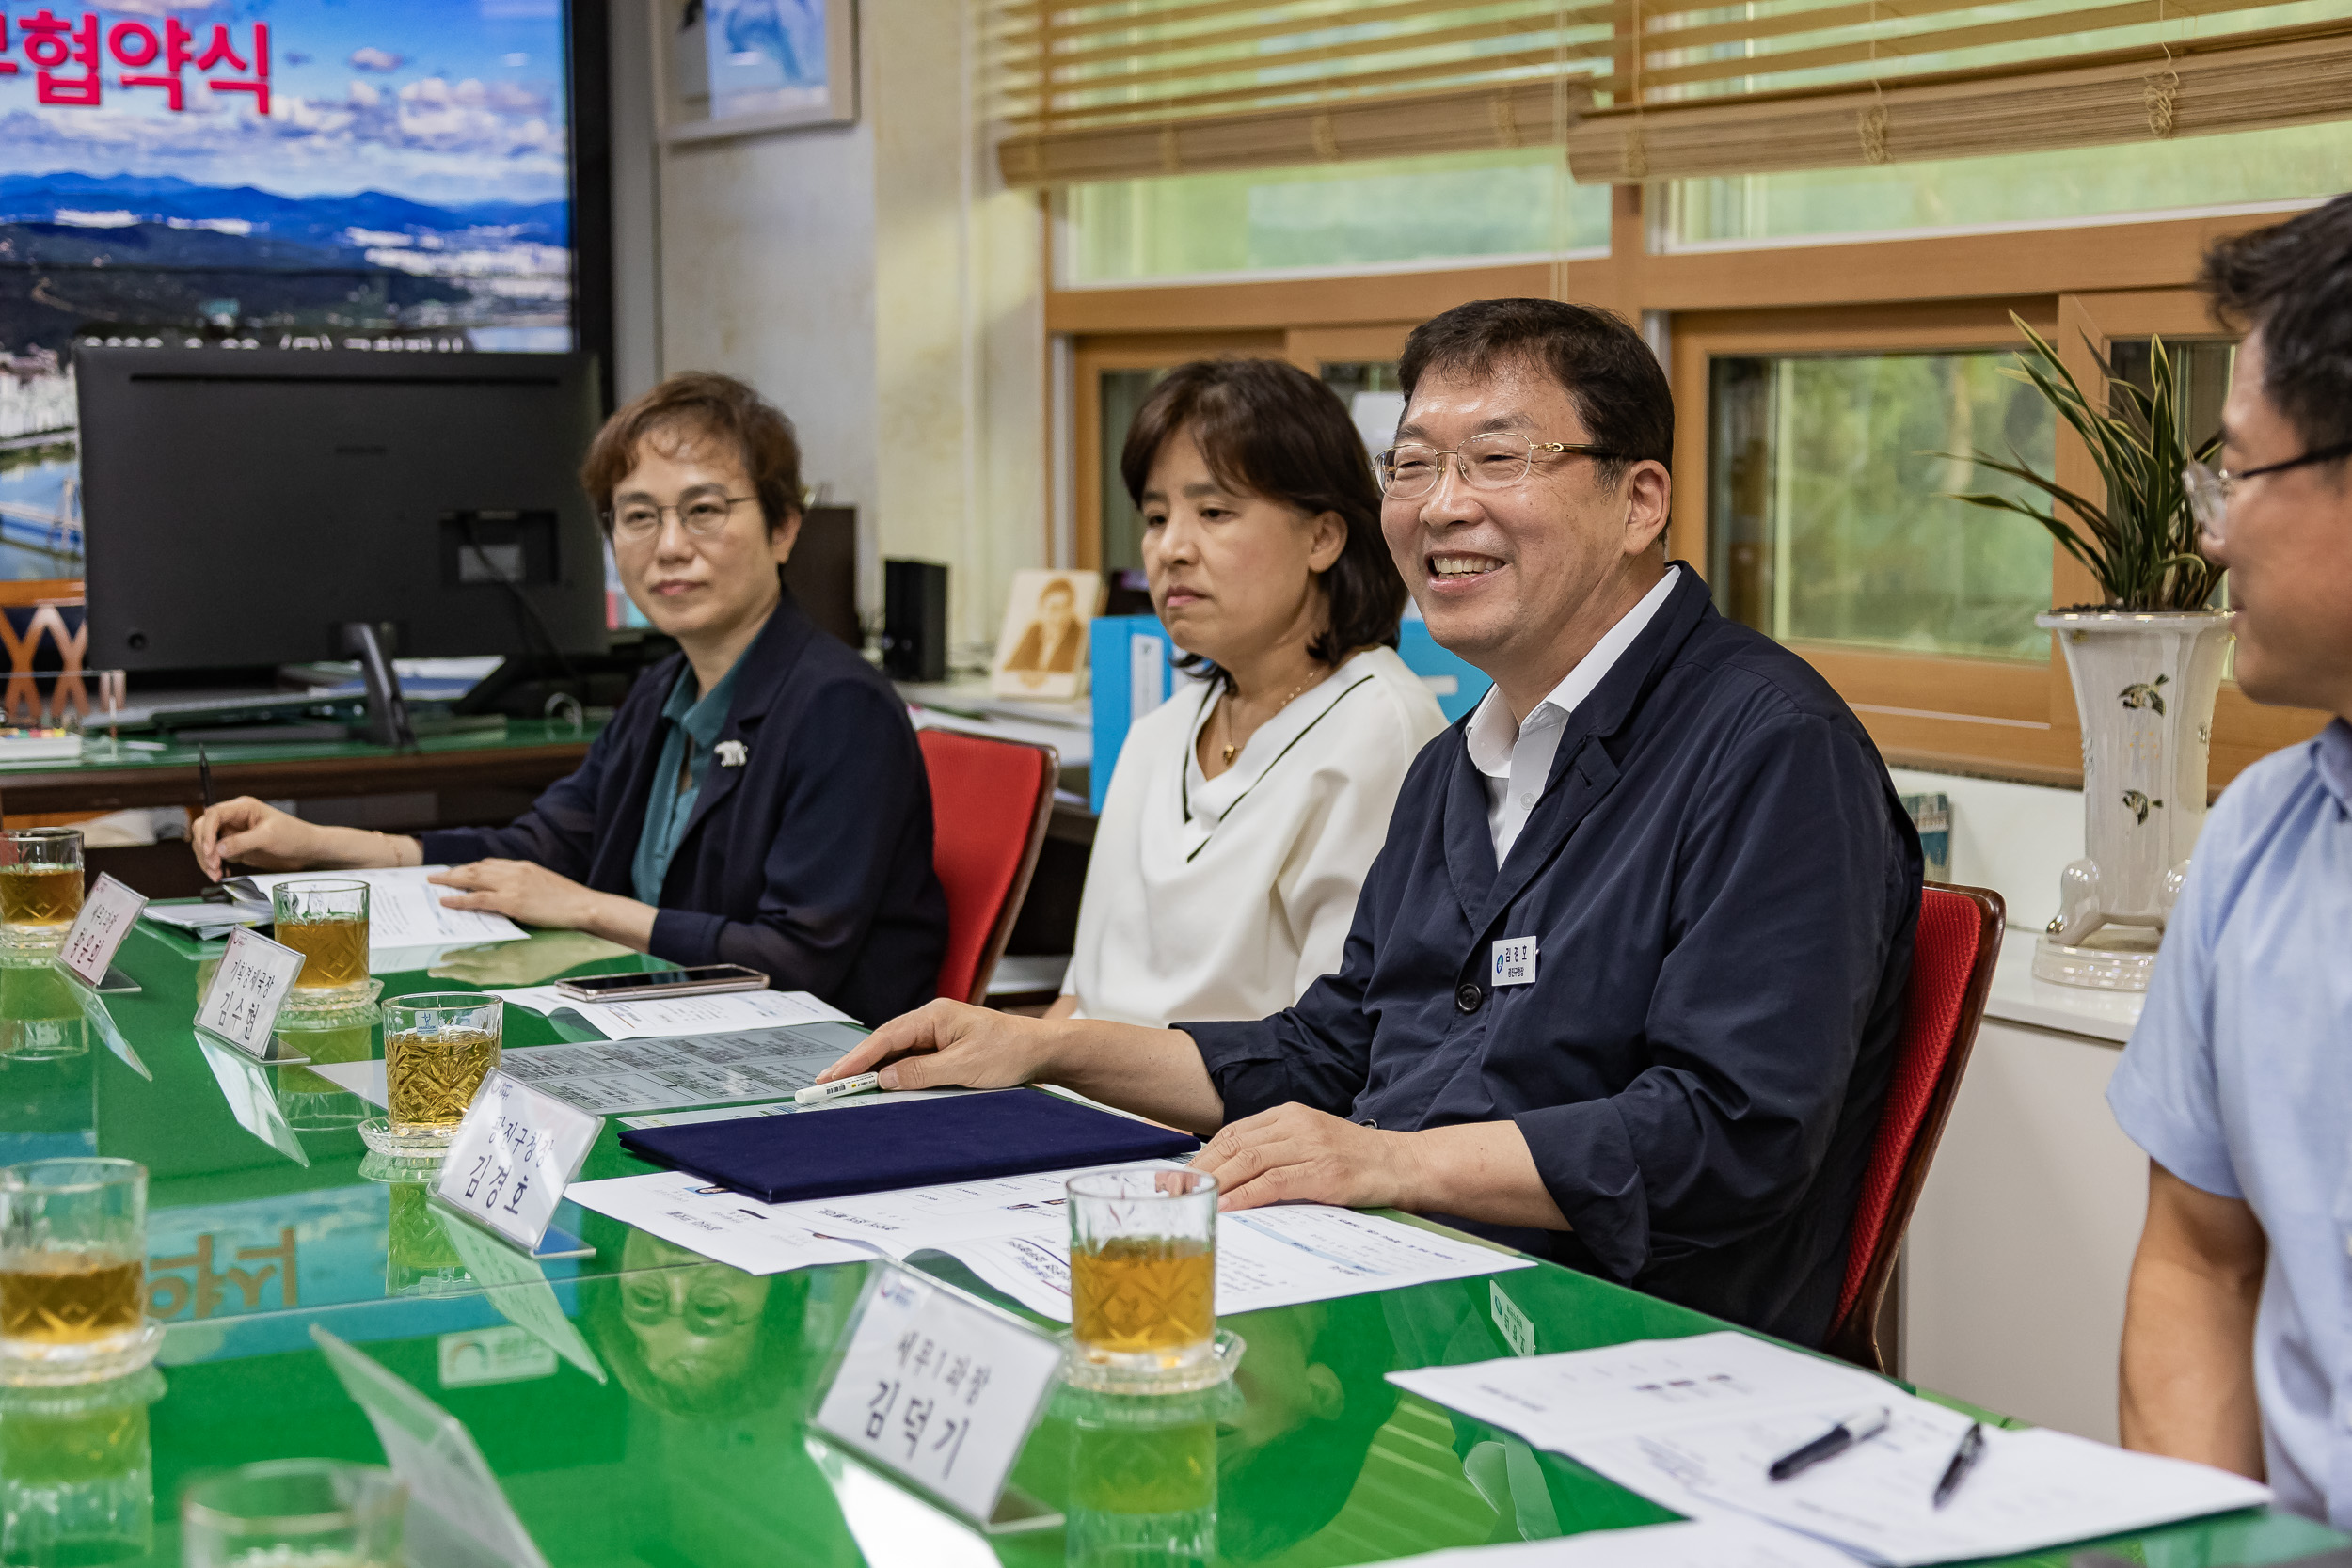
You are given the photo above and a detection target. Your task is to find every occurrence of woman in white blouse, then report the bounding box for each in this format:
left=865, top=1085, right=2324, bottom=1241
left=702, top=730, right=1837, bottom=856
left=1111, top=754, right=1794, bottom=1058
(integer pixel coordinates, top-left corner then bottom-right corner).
left=1055, top=358, right=1448, bottom=1028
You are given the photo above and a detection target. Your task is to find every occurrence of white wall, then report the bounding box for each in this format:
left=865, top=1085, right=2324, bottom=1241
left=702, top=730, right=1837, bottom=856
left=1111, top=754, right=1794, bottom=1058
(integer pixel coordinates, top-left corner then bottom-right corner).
left=1890, top=766, right=2083, bottom=932
left=638, top=0, right=1045, bottom=642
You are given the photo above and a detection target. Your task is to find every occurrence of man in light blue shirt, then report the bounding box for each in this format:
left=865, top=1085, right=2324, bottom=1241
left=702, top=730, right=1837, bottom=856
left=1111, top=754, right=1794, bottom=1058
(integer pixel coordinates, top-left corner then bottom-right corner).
left=2106, top=193, right=2352, bottom=1523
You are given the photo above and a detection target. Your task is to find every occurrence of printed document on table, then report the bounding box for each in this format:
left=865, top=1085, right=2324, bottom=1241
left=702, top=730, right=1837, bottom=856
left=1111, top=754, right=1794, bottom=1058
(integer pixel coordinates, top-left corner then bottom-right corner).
left=305, top=1022, right=878, bottom=1117
left=1391, top=1332, right=2271, bottom=1566
left=563, top=1169, right=870, bottom=1275
left=567, top=1159, right=1531, bottom=1317
left=487, top=985, right=854, bottom=1039
left=233, top=868, right=527, bottom=956
left=1391, top=1517, right=1856, bottom=1568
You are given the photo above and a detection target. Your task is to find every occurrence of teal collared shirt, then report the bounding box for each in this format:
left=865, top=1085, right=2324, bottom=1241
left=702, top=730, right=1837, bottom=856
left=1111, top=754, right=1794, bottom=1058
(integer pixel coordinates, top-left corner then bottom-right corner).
left=630, top=660, right=743, bottom=906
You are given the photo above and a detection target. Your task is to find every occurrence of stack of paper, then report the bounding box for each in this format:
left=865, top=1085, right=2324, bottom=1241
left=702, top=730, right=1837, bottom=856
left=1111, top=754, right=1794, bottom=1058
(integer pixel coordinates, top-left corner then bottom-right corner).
left=567, top=1160, right=1533, bottom=1319
left=487, top=985, right=853, bottom=1040
left=1389, top=1332, right=2270, bottom=1566
left=230, top=868, right=529, bottom=961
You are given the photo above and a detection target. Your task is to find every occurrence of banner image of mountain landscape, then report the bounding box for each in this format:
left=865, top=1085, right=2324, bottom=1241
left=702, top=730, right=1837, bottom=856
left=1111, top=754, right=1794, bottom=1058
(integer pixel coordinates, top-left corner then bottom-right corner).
left=0, top=0, right=572, bottom=578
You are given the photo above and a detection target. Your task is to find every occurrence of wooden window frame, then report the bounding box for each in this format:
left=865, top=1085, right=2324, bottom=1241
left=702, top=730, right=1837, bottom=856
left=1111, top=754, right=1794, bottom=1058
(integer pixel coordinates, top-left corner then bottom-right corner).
left=1043, top=186, right=2333, bottom=786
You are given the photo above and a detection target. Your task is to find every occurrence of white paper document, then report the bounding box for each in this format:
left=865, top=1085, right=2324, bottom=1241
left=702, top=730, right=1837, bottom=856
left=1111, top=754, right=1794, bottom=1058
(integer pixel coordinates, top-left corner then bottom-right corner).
left=487, top=985, right=854, bottom=1039
left=568, top=1161, right=1531, bottom=1318
left=1390, top=1332, right=2271, bottom=1566
left=233, top=868, right=529, bottom=958
left=1392, top=1517, right=1856, bottom=1568
left=304, top=1022, right=876, bottom=1117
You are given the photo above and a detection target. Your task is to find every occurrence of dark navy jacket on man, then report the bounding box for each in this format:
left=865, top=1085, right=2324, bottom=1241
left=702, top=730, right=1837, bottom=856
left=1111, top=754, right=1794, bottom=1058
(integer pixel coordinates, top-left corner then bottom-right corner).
left=420, top=587, right=946, bottom=1024
left=1185, top=567, right=1920, bottom=1346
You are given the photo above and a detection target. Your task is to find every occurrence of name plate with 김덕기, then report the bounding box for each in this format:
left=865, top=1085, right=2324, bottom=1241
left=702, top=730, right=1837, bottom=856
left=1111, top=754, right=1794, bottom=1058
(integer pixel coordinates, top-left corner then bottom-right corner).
left=432, top=1072, right=603, bottom=1259
left=194, top=927, right=308, bottom=1062
left=810, top=1265, right=1067, bottom=1532
left=58, top=873, right=147, bottom=990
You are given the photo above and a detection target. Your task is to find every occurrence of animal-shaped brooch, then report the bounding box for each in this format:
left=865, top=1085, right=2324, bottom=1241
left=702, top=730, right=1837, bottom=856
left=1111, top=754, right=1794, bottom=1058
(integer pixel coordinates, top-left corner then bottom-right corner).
left=715, top=740, right=749, bottom=768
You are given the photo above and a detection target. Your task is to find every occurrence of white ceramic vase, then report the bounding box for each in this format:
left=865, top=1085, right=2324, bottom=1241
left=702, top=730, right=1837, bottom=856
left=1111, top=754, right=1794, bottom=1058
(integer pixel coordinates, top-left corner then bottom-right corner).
left=2033, top=609, right=2234, bottom=990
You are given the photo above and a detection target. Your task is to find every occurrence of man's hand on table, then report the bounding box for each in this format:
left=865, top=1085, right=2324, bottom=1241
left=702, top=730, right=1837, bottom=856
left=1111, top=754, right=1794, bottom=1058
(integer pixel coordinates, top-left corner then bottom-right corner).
left=816, top=999, right=1057, bottom=1091
left=1192, top=1104, right=1424, bottom=1212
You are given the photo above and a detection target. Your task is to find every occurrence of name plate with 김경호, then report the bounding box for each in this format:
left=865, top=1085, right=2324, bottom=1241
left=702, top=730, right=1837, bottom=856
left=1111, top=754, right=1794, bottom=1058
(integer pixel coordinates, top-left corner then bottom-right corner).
left=58, top=872, right=147, bottom=992
left=193, top=927, right=310, bottom=1064
left=430, top=1072, right=601, bottom=1260
left=808, top=1264, right=1067, bottom=1533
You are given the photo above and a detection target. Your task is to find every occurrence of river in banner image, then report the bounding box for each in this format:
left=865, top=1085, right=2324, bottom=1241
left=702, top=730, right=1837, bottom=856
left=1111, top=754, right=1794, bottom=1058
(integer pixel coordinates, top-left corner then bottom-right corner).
left=0, top=447, right=85, bottom=580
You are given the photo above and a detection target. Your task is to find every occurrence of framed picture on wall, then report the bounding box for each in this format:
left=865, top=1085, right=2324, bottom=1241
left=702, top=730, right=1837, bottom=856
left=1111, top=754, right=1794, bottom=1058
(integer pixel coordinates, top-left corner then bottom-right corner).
left=655, top=0, right=857, bottom=145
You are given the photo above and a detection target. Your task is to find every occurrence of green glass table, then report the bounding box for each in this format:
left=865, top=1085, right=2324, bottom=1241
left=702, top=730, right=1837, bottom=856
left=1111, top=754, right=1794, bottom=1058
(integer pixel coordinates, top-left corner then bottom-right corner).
left=1, top=927, right=2337, bottom=1567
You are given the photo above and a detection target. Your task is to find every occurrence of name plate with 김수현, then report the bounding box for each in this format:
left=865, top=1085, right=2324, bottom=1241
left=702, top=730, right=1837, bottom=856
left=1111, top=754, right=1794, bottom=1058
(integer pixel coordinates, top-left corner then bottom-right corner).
left=811, top=1265, right=1067, bottom=1531
left=432, top=1072, right=604, bottom=1255
left=58, top=873, right=147, bottom=990
left=194, top=927, right=306, bottom=1059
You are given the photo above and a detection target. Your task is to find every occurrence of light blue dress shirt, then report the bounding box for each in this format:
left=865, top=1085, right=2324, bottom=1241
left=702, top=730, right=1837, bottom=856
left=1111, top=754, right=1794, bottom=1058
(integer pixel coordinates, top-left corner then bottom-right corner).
left=2108, top=717, right=2352, bottom=1526
left=629, top=660, right=742, bottom=908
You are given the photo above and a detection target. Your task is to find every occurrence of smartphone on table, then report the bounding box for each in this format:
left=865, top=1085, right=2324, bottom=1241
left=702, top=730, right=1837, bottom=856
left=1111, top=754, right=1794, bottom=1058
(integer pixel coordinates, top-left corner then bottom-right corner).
left=553, top=965, right=769, bottom=1002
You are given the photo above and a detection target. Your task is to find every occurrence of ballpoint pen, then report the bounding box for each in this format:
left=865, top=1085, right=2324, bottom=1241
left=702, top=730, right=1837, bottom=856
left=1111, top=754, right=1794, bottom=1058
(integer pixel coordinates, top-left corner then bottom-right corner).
left=1767, top=1406, right=1890, bottom=1481
left=1932, top=1421, right=1985, bottom=1509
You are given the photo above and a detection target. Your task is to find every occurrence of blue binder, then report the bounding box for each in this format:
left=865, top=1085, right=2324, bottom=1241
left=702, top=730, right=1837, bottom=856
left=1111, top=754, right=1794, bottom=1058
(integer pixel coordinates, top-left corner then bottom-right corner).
left=616, top=1088, right=1201, bottom=1204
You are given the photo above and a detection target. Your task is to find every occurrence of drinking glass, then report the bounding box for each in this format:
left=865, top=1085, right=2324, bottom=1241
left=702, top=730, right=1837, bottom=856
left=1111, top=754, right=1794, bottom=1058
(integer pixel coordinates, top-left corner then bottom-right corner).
left=0, top=1366, right=166, bottom=1565
left=0, top=1158, right=158, bottom=1386
left=180, top=1459, right=405, bottom=1568
left=371, top=992, right=501, bottom=1155
left=272, top=880, right=373, bottom=1007
left=0, top=830, right=82, bottom=954
left=1066, top=1168, right=1219, bottom=1391
left=1065, top=1387, right=1219, bottom=1568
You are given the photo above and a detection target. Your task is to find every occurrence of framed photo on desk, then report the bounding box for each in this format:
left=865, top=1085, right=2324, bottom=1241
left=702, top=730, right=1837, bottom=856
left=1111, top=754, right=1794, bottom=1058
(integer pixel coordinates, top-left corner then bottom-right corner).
left=655, top=0, right=857, bottom=145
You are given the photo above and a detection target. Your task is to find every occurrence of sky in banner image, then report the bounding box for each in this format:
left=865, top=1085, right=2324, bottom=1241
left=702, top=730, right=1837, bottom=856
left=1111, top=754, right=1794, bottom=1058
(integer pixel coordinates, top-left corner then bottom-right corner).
left=0, top=0, right=573, bottom=579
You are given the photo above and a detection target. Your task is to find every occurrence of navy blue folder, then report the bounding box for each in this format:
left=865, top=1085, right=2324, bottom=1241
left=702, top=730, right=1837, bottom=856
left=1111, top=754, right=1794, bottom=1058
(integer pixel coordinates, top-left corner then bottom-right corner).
left=616, top=1088, right=1201, bottom=1204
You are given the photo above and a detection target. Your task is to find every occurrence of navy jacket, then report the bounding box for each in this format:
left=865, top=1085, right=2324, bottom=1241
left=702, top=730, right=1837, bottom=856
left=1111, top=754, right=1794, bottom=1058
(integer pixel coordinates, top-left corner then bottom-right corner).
left=1187, top=568, right=1920, bottom=1345
left=421, top=589, right=947, bottom=1024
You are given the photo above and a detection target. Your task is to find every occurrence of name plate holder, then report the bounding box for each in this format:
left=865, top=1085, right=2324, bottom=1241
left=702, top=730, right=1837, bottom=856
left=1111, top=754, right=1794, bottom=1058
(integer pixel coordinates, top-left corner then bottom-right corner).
left=807, top=1263, right=1066, bottom=1536
left=58, top=872, right=146, bottom=995
left=429, top=1072, right=600, bottom=1262
left=192, top=927, right=310, bottom=1065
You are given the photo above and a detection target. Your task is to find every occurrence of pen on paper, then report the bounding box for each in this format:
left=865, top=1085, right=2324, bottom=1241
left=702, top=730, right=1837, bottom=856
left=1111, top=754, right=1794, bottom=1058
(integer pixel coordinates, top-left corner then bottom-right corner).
left=1767, top=1406, right=1890, bottom=1482
left=1932, top=1421, right=1985, bottom=1509
left=797, top=1071, right=882, bottom=1105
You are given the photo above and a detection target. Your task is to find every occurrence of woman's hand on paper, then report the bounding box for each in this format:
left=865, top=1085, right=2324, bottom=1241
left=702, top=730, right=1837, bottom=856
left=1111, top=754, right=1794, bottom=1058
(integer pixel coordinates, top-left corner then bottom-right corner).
left=816, top=1000, right=1056, bottom=1092
left=1191, top=1104, right=1422, bottom=1213
left=429, top=859, right=596, bottom=928
left=189, top=796, right=329, bottom=879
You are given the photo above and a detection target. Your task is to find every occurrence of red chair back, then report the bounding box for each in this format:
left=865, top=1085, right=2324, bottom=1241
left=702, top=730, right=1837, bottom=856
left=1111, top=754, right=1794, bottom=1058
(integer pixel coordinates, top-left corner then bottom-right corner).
left=1824, top=882, right=2005, bottom=1373
left=918, top=729, right=1059, bottom=1006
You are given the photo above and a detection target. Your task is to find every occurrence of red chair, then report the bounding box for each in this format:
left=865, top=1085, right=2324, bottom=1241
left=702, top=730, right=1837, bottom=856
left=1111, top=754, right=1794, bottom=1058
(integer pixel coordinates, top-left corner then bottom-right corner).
left=1824, top=882, right=2006, bottom=1374
left=918, top=729, right=1059, bottom=1006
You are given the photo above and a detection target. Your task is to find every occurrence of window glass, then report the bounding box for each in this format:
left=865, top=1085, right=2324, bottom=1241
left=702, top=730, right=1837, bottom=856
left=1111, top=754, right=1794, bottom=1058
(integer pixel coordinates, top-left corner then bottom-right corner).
left=1708, top=351, right=2057, bottom=660
left=1664, top=121, right=2352, bottom=248
left=1058, top=148, right=1608, bottom=286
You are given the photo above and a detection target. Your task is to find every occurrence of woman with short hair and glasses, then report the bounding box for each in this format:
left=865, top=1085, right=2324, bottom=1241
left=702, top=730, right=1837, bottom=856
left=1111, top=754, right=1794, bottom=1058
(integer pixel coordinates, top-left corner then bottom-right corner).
left=1053, top=356, right=1448, bottom=1028
left=190, top=372, right=947, bottom=1023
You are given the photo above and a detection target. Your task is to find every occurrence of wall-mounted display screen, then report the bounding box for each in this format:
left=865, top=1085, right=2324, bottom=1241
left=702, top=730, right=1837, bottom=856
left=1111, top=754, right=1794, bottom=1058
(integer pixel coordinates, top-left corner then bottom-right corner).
left=0, top=0, right=577, bottom=581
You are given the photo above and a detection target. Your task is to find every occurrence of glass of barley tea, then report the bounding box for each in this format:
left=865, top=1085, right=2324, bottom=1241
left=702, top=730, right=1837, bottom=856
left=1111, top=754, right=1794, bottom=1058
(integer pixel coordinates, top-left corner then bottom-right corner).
left=0, top=1158, right=160, bottom=1386
left=272, top=879, right=373, bottom=1006
left=1066, top=1167, right=1222, bottom=1391
left=374, top=992, right=501, bottom=1154
left=0, top=828, right=82, bottom=953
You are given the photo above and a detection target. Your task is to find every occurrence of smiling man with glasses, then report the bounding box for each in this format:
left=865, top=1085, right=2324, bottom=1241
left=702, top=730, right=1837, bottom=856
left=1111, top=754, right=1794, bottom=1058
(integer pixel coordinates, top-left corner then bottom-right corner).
left=191, top=372, right=946, bottom=1024
left=2108, top=194, right=2352, bottom=1525
left=821, top=299, right=1920, bottom=1345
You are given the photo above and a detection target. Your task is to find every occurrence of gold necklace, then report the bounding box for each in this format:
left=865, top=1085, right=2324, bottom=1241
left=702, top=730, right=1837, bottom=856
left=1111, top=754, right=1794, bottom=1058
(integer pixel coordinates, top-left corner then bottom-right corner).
left=1220, top=667, right=1326, bottom=766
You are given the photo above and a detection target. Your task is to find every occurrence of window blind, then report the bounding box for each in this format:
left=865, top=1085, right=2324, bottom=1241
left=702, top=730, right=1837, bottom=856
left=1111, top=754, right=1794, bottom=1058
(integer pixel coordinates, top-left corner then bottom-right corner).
left=991, top=0, right=2352, bottom=187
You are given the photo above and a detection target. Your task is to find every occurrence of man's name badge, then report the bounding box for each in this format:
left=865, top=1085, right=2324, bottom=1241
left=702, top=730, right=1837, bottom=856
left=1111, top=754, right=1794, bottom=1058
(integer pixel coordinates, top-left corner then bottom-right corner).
left=1491, top=936, right=1537, bottom=988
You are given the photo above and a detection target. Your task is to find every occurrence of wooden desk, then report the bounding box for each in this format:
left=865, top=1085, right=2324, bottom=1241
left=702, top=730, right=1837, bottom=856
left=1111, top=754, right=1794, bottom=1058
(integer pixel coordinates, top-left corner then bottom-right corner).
left=0, top=719, right=598, bottom=816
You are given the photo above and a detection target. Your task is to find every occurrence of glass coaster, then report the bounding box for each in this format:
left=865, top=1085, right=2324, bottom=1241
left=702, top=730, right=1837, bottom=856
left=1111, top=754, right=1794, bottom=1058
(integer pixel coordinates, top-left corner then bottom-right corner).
left=2033, top=927, right=2160, bottom=991
left=357, top=1117, right=453, bottom=1160
left=0, top=1321, right=165, bottom=1388
left=1060, top=1328, right=1245, bottom=1395
left=278, top=979, right=385, bottom=1019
